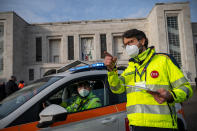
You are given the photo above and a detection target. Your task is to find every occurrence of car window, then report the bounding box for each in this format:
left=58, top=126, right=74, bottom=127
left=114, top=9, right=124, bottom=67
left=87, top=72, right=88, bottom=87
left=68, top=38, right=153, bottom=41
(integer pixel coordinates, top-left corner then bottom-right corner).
left=0, top=76, right=63, bottom=120
left=45, top=79, right=105, bottom=113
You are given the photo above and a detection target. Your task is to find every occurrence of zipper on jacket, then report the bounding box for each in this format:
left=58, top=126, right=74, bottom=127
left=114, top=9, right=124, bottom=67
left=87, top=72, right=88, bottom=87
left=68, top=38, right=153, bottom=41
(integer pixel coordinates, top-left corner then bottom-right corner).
left=167, top=103, right=175, bottom=126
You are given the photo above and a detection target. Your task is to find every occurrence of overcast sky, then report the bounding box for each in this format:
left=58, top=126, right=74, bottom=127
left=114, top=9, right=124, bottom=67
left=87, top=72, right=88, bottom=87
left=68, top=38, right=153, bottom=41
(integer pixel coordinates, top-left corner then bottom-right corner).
left=0, top=0, right=197, bottom=23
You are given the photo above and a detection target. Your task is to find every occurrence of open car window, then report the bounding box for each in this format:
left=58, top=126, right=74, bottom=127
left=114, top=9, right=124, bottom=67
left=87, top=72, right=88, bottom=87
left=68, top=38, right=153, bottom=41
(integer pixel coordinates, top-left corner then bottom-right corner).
left=46, top=79, right=105, bottom=113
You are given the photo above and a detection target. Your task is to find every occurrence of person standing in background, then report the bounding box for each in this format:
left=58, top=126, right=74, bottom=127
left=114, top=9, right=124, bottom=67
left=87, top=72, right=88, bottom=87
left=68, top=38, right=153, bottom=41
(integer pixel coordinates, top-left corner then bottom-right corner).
left=5, top=76, right=18, bottom=96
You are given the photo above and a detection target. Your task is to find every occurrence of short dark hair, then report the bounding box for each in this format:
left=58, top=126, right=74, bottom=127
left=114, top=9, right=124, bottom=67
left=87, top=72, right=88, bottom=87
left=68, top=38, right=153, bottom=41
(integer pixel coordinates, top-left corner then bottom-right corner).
left=11, top=75, right=16, bottom=80
left=122, top=29, right=148, bottom=48
left=78, top=81, right=90, bottom=87
left=20, top=80, right=24, bottom=83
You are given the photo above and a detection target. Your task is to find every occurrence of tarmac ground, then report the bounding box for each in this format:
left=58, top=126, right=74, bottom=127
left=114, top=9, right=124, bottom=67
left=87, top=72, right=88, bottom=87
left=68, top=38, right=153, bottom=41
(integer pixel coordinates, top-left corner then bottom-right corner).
left=183, top=86, right=197, bottom=131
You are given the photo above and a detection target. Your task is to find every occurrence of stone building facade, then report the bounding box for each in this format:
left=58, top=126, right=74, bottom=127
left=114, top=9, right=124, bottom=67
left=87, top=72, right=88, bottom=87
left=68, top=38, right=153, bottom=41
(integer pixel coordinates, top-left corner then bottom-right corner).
left=0, top=2, right=196, bottom=84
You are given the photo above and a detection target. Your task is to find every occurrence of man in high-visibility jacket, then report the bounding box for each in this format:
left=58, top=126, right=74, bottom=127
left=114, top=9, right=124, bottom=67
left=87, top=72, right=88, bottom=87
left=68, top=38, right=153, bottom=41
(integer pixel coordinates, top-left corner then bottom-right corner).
left=61, top=81, right=101, bottom=112
left=104, top=29, right=193, bottom=131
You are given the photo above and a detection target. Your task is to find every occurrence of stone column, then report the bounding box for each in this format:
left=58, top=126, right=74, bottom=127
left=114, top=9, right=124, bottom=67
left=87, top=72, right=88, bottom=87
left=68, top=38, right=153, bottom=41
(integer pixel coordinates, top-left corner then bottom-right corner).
left=42, top=35, right=48, bottom=63
left=74, top=34, right=80, bottom=60
left=94, top=33, right=100, bottom=60
left=61, top=35, right=67, bottom=63
left=106, top=32, right=113, bottom=55
left=63, top=35, right=68, bottom=63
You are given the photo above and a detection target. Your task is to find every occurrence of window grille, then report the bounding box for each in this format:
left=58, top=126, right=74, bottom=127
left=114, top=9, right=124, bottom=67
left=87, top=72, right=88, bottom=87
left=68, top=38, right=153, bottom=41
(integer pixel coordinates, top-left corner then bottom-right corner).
left=81, top=37, right=94, bottom=61
left=113, top=36, right=129, bottom=60
left=167, top=16, right=182, bottom=66
left=49, top=39, right=60, bottom=63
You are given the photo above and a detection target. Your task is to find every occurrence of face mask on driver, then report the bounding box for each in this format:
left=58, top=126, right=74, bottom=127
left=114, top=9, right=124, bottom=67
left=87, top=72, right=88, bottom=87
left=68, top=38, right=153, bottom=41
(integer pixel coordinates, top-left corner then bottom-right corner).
left=79, top=89, right=89, bottom=97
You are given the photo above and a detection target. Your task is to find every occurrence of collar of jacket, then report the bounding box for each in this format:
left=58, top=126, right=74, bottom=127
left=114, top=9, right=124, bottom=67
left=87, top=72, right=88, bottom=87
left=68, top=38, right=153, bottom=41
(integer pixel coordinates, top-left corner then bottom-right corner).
left=87, top=91, right=96, bottom=99
left=129, top=46, right=155, bottom=65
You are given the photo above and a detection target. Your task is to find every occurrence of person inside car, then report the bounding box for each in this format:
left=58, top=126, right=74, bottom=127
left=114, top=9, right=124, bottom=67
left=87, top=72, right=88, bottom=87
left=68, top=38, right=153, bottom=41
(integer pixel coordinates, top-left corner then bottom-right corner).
left=61, top=81, right=102, bottom=112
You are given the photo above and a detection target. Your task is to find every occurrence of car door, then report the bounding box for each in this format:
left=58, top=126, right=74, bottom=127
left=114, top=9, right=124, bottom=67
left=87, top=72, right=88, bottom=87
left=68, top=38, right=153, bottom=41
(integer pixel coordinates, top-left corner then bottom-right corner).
left=105, top=78, right=128, bottom=131
left=38, top=74, right=120, bottom=131
left=0, top=76, right=63, bottom=130
left=1, top=74, right=125, bottom=131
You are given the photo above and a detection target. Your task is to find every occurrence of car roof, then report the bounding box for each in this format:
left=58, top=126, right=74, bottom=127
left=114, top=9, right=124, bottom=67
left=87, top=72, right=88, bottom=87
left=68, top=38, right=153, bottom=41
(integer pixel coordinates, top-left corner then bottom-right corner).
left=52, top=70, right=108, bottom=77
left=48, top=63, right=124, bottom=77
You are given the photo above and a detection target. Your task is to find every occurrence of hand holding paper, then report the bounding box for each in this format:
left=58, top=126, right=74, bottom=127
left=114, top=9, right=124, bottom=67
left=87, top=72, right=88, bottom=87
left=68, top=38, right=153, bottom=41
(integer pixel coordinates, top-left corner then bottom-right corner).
left=147, top=88, right=174, bottom=104
left=125, top=84, right=173, bottom=104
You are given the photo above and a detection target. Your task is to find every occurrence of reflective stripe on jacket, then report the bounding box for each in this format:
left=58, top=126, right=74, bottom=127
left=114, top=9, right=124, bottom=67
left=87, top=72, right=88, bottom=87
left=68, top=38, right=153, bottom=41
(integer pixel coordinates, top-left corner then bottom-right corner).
left=107, top=47, right=193, bottom=129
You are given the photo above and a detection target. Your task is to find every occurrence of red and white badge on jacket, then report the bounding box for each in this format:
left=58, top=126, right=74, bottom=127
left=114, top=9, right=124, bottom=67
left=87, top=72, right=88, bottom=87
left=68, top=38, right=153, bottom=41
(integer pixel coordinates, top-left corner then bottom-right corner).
left=150, top=71, right=159, bottom=78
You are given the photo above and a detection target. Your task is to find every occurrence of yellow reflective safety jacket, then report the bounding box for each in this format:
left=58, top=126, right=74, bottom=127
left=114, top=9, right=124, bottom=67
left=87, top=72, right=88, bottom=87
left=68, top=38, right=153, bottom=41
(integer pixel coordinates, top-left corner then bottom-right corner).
left=108, top=47, right=193, bottom=129
left=61, top=92, right=101, bottom=113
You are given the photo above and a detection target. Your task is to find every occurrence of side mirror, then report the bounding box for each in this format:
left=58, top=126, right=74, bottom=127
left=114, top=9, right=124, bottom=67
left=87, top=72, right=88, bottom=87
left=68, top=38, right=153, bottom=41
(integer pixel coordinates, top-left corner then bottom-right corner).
left=37, top=104, right=67, bottom=128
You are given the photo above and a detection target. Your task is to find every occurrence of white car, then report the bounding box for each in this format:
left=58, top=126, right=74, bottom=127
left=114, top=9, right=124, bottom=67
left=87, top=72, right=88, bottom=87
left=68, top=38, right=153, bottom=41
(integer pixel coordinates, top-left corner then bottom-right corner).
left=0, top=63, right=187, bottom=131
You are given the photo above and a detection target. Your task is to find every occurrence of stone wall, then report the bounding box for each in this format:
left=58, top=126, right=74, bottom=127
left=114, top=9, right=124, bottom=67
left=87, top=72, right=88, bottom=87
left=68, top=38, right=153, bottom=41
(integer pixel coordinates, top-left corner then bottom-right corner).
left=0, top=2, right=196, bottom=84
left=0, top=12, right=14, bottom=81
left=13, top=12, right=29, bottom=83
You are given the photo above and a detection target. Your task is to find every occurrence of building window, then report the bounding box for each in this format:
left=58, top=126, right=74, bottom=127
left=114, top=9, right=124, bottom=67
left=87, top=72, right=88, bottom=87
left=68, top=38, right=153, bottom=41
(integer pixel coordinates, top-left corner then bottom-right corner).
left=196, top=43, right=197, bottom=56
left=81, top=37, right=94, bottom=61
left=29, top=69, right=34, bottom=81
left=194, top=36, right=197, bottom=56
left=167, top=16, right=182, bottom=66
left=49, top=39, right=60, bottom=63
left=113, top=36, right=129, bottom=60
left=68, top=36, right=74, bottom=60
left=0, top=23, right=4, bottom=73
left=100, top=34, right=107, bottom=58
left=36, top=37, right=42, bottom=62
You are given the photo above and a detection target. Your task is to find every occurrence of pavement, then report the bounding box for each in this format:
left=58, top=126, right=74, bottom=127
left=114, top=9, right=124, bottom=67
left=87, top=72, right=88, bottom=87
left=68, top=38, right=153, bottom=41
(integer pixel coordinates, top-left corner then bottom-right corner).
left=183, top=86, right=197, bottom=131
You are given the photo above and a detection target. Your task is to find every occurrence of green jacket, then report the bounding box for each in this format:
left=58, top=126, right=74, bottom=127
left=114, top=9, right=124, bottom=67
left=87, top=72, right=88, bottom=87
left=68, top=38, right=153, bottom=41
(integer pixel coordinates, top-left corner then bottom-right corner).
left=108, top=47, right=193, bottom=129
left=61, top=92, right=101, bottom=113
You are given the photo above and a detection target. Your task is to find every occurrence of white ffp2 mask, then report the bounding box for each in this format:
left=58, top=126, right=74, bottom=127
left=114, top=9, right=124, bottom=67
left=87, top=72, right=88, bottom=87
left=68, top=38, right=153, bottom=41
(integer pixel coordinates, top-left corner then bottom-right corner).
left=125, top=45, right=139, bottom=58
left=79, top=89, right=89, bottom=97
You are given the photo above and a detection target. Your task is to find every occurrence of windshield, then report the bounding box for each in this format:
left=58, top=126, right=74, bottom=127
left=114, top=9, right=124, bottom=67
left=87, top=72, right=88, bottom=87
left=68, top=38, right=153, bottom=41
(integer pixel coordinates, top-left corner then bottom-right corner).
left=0, top=76, right=63, bottom=119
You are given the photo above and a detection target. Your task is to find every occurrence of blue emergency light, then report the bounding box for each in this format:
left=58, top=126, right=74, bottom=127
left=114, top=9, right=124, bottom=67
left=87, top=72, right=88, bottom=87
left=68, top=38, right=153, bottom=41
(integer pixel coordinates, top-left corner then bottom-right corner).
left=69, top=63, right=106, bottom=72
left=91, top=63, right=105, bottom=67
